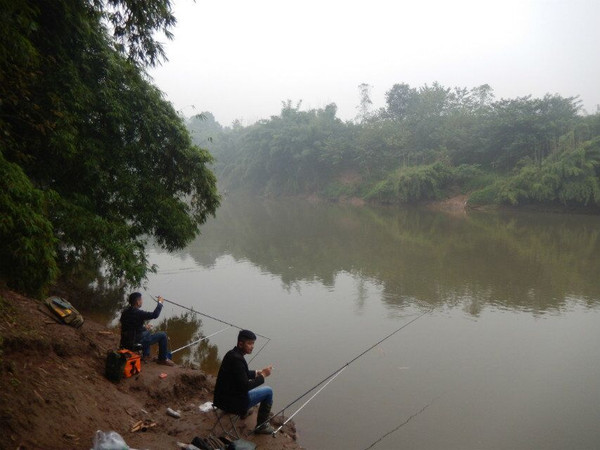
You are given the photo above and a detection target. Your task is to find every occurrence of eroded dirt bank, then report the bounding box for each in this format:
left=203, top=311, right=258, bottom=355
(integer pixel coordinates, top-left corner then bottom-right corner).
left=0, top=288, right=302, bottom=449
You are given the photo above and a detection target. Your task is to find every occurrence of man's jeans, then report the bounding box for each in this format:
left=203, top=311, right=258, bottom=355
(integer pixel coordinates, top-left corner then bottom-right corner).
left=248, top=385, right=273, bottom=407
left=140, top=330, right=168, bottom=360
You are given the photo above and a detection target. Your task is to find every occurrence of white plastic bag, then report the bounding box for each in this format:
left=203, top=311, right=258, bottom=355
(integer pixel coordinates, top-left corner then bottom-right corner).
left=198, top=401, right=213, bottom=413
left=92, top=430, right=129, bottom=450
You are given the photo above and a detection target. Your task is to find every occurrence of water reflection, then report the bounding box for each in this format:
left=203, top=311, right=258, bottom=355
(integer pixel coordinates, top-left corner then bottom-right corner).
left=155, top=312, right=221, bottom=373
left=52, top=271, right=128, bottom=323
left=171, top=195, right=600, bottom=314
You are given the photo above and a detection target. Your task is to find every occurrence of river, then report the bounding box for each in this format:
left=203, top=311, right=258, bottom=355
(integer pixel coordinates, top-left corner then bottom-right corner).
left=134, top=195, right=600, bottom=449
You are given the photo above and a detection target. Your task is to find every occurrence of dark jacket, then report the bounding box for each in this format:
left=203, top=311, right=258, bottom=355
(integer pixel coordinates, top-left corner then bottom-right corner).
left=119, top=302, right=163, bottom=349
left=213, top=346, right=264, bottom=415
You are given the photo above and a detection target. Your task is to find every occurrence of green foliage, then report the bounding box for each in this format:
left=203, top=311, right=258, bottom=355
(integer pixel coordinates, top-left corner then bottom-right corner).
left=214, top=101, right=351, bottom=195
left=467, top=184, right=502, bottom=206
left=195, top=79, right=598, bottom=210
left=188, top=112, right=223, bottom=148
left=482, top=94, right=581, bottom=170
left=365, top=162, right=453, bottom=203
left=0, top=152, right=58, bottom=295
left=0, top=1, right=219, bottom=294
left=322, top=180, right=362, bottom=200
left=106, top=0, right=177, bottom=66
left=496, top=137, right=600, bottom=206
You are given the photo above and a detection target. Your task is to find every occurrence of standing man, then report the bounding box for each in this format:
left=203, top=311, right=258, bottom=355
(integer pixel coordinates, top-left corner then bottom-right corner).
left=120, top=292, right=175, bottom=366
left=213, top=329, right=275, bottom=434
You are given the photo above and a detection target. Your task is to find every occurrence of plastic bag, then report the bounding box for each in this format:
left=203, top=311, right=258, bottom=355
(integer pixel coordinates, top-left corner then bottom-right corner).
left=92, top=430, right=129, bottom=450
left=199, top=401, right=214, bottom=412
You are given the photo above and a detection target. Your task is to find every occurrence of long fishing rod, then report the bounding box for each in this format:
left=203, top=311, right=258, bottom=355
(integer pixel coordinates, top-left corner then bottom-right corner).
left=150, top=294, right=272, bottom=362
left=151, top=294, right=271, bottom=340
left=271, top=366, right=348, bottom=436
left=170, top=326, right=232, bottom=355
left=265, top=308, right=432, bottom=437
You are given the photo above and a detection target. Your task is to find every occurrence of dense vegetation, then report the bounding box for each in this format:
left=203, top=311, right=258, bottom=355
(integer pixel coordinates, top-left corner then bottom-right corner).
left=0, top=0, right=219, bottom=295
left=189, top=84, right=600, bottom=209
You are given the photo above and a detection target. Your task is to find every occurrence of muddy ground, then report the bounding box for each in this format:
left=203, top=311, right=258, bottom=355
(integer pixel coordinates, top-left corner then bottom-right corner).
left=0, top=288, right=302, bottom=450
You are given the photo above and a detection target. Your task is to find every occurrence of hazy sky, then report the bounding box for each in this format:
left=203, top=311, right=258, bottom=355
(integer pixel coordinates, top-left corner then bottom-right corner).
left=149, top=0, right=600, bottom=126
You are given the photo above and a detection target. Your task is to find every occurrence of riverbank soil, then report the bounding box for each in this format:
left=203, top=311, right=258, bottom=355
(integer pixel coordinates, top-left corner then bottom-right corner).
left=0, top=288, right=302, bottom=450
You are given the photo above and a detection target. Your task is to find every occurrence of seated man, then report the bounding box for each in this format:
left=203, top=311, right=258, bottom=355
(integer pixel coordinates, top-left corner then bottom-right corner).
left=213, top=329, right=274, bottom=434
left=120, top=292, right=175, bottom=366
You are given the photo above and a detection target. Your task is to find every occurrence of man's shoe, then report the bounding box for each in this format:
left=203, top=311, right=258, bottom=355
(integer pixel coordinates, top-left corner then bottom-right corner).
left=157, top=358, right=176, bottom=366
left=254, top=422, right=275, bottom=434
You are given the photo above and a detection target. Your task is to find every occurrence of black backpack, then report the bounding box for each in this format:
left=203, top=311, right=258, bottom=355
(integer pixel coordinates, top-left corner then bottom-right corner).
left=105, top=350, right=127, bottom=383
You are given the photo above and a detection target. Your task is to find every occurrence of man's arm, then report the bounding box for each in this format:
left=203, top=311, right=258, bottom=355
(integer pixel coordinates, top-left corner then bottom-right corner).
left=137, top=302, right=163, bottom=321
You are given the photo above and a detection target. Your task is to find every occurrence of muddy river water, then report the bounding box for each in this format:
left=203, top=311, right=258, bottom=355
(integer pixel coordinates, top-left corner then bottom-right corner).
left=131, top=195, right=600, bottom=449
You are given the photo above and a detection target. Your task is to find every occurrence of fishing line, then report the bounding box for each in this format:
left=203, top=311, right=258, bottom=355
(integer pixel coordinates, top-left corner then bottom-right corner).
left=170, top=326, right=232, bottom=355
left=150, top=295, right=272, bottom=361
left=265, top=308, right=432, bottom=436
left=362, top=401, right=433, bottom=449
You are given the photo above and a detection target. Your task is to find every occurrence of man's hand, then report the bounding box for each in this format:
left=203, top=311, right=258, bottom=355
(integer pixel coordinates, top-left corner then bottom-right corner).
left=259, top=365, right=273, bottom=378
left=157, top=295, right=164, bottom=304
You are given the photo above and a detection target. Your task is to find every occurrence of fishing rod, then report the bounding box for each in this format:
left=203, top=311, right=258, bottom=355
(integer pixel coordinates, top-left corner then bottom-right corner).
left=271, top=366, right=348, bottom=436
left=151, top=294, right=270, bottom=340
left=170, top=325, right=232, bottom=355
left=150, top=294, right=272, bottom=363
left=264, top=308, right=432, bottom=437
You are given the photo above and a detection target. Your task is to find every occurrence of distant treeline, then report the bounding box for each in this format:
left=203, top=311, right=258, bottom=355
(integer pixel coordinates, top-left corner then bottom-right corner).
left=189, top=83, right=600, bottom=209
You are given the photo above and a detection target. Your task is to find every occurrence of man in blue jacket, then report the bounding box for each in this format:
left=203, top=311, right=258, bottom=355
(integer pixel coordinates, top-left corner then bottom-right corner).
left=120, top=292, right=175, bottom=366
left=213, top=329, right=274, bottom=434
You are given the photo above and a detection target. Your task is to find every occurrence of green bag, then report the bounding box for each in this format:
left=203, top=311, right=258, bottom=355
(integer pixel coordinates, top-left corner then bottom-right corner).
left=44, top=296, right=84, bottom=328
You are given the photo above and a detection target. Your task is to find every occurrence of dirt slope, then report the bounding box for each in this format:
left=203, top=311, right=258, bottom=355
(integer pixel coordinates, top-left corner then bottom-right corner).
left=0, top=288, right=302, bottom=450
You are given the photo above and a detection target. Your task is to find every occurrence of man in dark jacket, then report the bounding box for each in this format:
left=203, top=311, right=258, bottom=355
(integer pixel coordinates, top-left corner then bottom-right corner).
left=120, top=292, right=175, bottom=366
left=213, top=329, right=274, bottom=434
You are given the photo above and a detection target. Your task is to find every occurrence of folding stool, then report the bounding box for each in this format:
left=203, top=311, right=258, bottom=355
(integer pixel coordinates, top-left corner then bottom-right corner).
left=209, top=404, right=241, bottom=441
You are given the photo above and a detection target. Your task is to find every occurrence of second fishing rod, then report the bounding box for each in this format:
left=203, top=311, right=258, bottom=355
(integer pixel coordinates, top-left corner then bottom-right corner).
left=260, top=308, right=432, bottom=436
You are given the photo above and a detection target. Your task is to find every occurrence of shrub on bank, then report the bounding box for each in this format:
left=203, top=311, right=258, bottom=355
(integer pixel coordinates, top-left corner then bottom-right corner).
left=365, top=162, right=453, bottom=203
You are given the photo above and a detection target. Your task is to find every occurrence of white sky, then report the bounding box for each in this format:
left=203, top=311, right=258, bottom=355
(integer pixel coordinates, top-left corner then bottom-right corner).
left=149, top=0, right=600, bottom=126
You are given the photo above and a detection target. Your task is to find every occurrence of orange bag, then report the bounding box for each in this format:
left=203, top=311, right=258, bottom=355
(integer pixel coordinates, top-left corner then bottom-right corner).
left=118, top=349, right=141, bottom=378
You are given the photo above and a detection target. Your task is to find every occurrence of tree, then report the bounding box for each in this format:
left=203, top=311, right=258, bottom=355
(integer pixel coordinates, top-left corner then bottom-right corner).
left=385, top=83, right=417, bottom=120
left=484, top=95, right=580, bottom=170
left=357, top=83, right=373, bottom=122
left=0, top=0, right=219, bottom=295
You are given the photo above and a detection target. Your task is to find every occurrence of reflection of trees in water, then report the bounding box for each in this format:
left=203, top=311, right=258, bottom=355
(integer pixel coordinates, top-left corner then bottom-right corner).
left=186, top=341, right=221, bottom=375
left=53, top=265, right=128, bottom=321
left=168, top=195, right=600, bottom=314
left=156, top=312, right=221, bottom=373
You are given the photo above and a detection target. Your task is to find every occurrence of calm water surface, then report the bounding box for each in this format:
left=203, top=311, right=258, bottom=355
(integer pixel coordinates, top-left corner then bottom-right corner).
left=135, top=196, right=600, bottom=449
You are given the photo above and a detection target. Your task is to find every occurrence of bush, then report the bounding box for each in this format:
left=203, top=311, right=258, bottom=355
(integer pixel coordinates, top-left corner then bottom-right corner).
left=365, top=162, right=452, bottom=203
left=0, top=153, right=58, bottom=296
left=495, top=137, right=600, bottom=206
left=467, top=184, right=501, bottom=206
